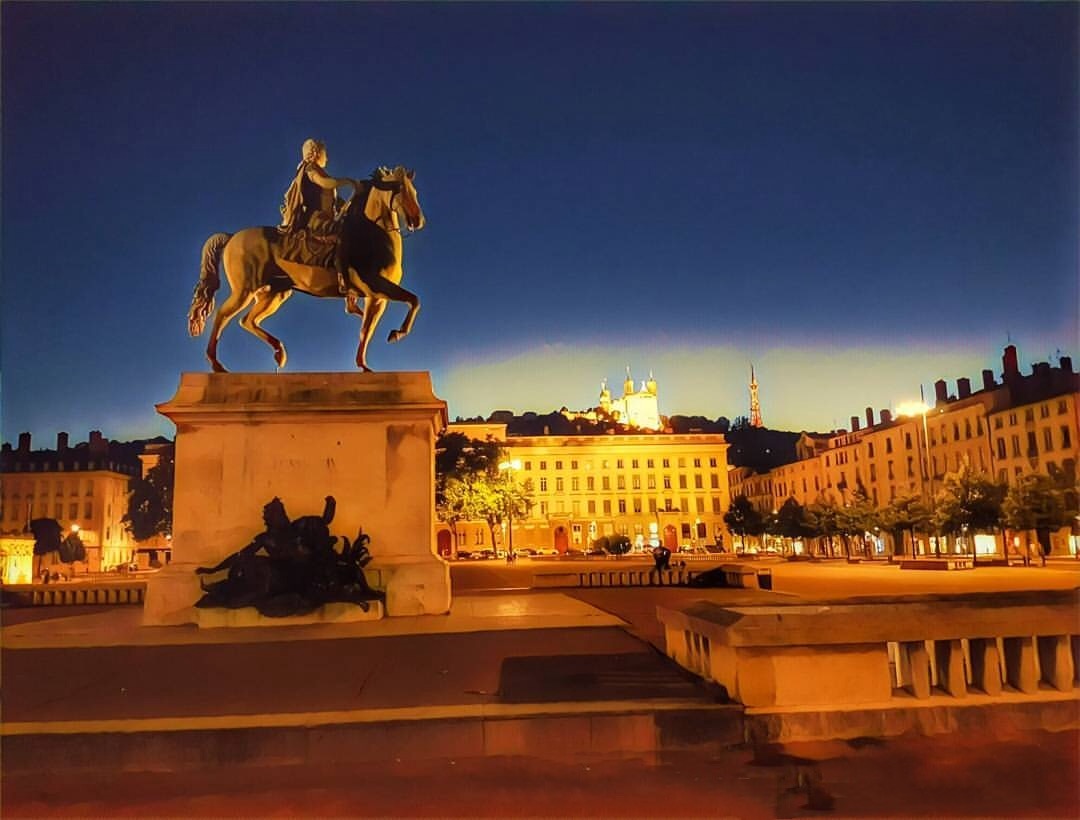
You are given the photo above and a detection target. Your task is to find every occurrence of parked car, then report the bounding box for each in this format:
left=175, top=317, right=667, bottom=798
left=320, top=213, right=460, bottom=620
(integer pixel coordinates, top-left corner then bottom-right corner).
left=470, top=549, right=495, bottom=560
left=455, top=550, right=473, bottom=560
left=535, top=548, right=559, bottom=557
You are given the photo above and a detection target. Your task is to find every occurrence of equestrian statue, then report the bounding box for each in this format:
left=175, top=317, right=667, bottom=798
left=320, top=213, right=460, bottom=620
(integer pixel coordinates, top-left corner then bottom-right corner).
left=188, top=139, right=426, bottom=372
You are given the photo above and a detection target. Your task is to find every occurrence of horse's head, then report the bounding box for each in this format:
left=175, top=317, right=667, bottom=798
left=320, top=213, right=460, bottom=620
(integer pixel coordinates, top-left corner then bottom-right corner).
left=372, top=165, right=425, bottom=232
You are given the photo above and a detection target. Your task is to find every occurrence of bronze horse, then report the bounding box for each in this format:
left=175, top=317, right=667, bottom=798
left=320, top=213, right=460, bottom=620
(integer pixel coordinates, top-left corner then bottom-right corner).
left=188, top=166, right=425, bottom=372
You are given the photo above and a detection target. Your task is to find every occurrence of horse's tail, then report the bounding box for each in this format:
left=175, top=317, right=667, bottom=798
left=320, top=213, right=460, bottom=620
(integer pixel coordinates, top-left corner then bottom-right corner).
left=188, top=232, right=232, bottom=336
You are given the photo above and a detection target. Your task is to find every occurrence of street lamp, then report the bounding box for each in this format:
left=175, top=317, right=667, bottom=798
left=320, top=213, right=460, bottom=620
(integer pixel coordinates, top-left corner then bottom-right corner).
left=498, top=459, right=522, bottom=557
left=898, top=400, right=935, bottom=559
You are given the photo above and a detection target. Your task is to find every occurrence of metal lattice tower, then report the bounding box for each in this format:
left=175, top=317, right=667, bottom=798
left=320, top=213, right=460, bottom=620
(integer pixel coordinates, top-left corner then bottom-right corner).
left=749, top=364, right=763, bottom=428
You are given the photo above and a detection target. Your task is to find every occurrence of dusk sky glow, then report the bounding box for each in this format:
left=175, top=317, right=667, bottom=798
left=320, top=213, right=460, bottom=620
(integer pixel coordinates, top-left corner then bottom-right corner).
left=2, top=2, right=1076, bottom=443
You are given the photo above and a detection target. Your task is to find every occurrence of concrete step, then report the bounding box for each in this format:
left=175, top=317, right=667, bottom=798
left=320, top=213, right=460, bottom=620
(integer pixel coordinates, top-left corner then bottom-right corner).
left=2, top=700, right=744, bottom=775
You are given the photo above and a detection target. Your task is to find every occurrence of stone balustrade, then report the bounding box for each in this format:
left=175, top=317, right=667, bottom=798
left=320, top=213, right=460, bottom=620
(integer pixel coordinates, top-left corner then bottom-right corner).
left=533, top=568, right=697, bottom=588
left=657, top=591, right=1079, bottom=710
left=2, top=581, right=146, bottom=607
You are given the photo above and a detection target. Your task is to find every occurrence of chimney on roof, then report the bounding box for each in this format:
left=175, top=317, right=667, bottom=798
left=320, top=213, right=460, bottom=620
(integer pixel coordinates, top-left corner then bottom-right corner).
left=850, top=415, right=861, bottom=432
left=982, top=369, right=995, bottom=390
left=880, top=409, right=892, bottom=424
left=934, top=379, right=948, bottom=404
left=17, top=432, right=31, bottom=453
left=88, top=430, right=107, bottom=455
left=957, top=377, right=971, bottom=399
left=865, top=407, right=874, bottom=428
left=1061, top=356, right=1073, bottom=373
left=57, top=432, right=69, bottom=452
left=1002, top=345, right=1020, bottom=380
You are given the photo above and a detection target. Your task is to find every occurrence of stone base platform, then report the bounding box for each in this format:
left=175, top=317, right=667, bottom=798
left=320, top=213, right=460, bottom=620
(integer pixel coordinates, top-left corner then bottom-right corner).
left=146, top=371, right=451, bottom=625
left=195, top=600, right=384, bottom=629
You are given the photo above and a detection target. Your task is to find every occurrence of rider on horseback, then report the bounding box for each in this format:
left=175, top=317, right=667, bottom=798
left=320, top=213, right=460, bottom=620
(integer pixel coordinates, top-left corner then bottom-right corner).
left=279, top=139, right=358, bottom=295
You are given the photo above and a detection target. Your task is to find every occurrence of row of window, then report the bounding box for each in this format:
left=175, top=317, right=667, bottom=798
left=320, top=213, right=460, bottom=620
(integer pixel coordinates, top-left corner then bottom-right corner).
left=462, top=519, right=717, bottom=546
left=993, top=399, right=1071, bottom=429
left=928, top=417, right=984, bottom=447
left=995, top=426, right=1073, bottom=459
left=1, top=499, right=94, bottom=521
left=535, top=473, right=722, bottom=492
left=534, top=496, right=724, bottom=517
left=520, top=456, right=720, bottom=472
left=5, top=461, right=135, bottom=474
left=4, top=480, right=96, bottom=498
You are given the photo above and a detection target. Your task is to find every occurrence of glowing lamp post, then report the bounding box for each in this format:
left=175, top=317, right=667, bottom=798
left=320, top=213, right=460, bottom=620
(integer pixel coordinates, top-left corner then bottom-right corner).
left=498, top=459, right=522, bottom=556
left=897, top=400, right=934, bottom=559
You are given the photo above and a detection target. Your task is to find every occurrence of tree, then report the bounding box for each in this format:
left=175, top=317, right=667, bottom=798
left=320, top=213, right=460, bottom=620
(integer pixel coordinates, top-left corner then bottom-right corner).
left=837, top=487, right=879, bottom=558
left=434, top=432, right=534, bottom=553
left=806, top=498, right=841, bottom=557
left=123, top=454, right=174, bottom=542
left=1002, top=472, right=1071, bottom=563
left=724, top=495, right=765, bottom=551
left=768, top=497, right=811, bottom=554
left=435, top=432, right=504, bottom=551
left=934, top=464, right=1006, bottom=555
left=879, top=493, right=932, bottom=558
left=595, top=533, right=632, bottom=556
left=437, top=477, right=473, bottom=552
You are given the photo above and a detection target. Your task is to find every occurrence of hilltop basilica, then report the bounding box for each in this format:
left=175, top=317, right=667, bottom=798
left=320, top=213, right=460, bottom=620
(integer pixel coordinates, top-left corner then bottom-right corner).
left=563, top=368, right=663, bottom=431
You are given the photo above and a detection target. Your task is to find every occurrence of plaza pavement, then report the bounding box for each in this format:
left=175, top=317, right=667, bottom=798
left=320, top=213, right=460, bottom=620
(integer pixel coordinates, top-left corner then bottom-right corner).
left=2, top=562, right=1078, bottom=816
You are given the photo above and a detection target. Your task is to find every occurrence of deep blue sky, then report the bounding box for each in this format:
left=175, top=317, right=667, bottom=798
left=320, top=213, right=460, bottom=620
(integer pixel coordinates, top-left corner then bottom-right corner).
left=2, top=2, right=1077, bottom=442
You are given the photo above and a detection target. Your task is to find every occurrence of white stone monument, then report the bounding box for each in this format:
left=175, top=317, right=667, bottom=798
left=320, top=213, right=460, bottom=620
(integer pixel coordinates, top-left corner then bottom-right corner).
left=143, top=371, right=450, bottom=626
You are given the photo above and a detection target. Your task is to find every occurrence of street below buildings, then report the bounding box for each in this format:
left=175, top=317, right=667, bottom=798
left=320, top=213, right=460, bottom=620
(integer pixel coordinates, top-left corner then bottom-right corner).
left=451, top=555, right=1080, bottom=597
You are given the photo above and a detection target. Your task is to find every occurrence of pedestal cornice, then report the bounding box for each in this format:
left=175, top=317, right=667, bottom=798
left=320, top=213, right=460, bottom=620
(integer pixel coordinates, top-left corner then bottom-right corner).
left=157, top=372, right=449, bottom=428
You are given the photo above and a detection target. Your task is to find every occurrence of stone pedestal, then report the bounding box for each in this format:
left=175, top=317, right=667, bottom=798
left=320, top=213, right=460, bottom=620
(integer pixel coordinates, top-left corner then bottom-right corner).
left=143, top=372, right=450, bottom=626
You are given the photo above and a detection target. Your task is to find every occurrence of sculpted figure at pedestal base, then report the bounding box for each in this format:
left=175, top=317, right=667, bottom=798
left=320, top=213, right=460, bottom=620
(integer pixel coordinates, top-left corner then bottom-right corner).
left=188, top=164, right=425, bottom=373
left=194, top=495, right=383, bottom=618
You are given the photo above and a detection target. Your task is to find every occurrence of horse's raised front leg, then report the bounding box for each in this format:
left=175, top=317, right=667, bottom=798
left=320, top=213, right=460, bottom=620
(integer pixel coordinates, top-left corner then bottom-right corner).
left=388, top=294, right=420, bottom=344
left=356, top=297, right=388, bottom=372
left=206, top=290, right=254, bottom=373
left=351, top=269, right=420, bottom=345
left=240, top=286, right=293, bottom=369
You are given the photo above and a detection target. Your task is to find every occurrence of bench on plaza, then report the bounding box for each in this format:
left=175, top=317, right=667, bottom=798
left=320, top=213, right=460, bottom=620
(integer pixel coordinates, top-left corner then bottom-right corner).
left=722, top=565, right=760, bottom=588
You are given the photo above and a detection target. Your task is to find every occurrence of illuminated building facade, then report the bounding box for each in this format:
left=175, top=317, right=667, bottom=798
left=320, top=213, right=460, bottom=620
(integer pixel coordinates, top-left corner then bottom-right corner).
left=0, top=431, right=143, bottom=573
left=732, top=347, right=1079, bottom=556
left=442, top=423, right=730, bottom=555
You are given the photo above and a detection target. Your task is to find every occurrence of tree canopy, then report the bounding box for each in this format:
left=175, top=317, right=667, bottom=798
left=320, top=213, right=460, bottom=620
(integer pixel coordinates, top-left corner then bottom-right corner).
left=123, top=454, right=174, bottom=542
left=724, top=495, right=765, bottom=543
left=933, top=464, right=1006, bottom=536
left=434, top=432, right=535, bottom=550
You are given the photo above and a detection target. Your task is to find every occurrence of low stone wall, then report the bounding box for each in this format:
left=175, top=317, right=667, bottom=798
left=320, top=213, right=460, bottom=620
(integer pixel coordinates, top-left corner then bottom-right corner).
left=1, top=581, right=146, bottom=607
left=657, top=591, right=1080, bottom=740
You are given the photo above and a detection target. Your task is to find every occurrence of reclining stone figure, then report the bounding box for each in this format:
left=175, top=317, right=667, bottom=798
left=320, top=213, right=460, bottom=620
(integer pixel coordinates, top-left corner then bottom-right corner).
left=195, top=495, right=382, bottom=616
